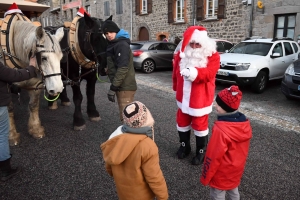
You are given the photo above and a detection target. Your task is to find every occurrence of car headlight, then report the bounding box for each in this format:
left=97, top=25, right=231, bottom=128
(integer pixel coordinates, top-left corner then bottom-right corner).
left=285, top=63, right=295, bottom=75
left=235, top=63, right=250, bottom=70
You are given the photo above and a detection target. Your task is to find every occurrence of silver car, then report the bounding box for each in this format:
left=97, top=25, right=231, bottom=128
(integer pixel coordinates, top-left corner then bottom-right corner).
left=130, top=41, right=177, bottom=73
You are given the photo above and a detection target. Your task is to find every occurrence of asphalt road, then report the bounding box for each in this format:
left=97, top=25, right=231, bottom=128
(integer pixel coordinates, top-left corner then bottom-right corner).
left=1, top=69, right=300, bottom=200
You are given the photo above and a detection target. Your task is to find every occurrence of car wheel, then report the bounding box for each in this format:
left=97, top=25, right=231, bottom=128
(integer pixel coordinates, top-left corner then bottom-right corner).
left=141, top=59, right=155, bottom=73
left=251, top=71, right=268, bottom=93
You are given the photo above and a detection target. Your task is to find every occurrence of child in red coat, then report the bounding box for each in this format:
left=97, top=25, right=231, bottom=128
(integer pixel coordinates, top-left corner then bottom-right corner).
left=200, top=85, right=252, bottom=200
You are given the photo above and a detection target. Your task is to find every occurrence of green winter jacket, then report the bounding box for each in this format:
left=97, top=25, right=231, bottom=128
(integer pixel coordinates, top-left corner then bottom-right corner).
left=106, top=34, right=137, bottom=91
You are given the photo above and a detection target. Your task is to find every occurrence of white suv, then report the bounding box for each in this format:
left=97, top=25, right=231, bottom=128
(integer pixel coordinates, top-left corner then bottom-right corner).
left=217, top=37, right=300, bottom=93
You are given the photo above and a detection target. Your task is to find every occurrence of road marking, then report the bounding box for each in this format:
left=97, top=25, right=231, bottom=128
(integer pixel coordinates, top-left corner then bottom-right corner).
left=137, top=78, right=300, bottom=133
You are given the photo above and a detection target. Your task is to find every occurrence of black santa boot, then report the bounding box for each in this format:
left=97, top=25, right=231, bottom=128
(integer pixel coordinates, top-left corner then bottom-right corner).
left=176, top=130, right=191, bottom=159
left=0, top=157, right=21, bottom=182
left=191, top=135, right=208, bottom=165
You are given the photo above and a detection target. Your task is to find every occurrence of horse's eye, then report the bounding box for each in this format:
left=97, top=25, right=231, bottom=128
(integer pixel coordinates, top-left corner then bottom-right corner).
left=42, top=57, right=47, bottom=61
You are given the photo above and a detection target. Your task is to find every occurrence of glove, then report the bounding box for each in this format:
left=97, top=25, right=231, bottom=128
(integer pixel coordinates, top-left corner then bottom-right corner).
left=110, top=84, right=119, bottom=91
left=107, top=90, right=116, bottom=102
left=10, top=84, right=21, bottom=94
left=180, top=68, right=190, bottom=78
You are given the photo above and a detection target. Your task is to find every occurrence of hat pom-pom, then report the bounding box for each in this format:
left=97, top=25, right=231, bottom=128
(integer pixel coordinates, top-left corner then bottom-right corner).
left=180, top=51, right=185, bottom=58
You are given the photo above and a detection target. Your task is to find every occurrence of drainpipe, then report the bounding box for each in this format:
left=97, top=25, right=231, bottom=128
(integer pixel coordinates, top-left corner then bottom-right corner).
left=249, top=0, right=254, bottom=37
left=192, top=0, right=196, bottom=25
left=130, top=0, right=133, bottom=40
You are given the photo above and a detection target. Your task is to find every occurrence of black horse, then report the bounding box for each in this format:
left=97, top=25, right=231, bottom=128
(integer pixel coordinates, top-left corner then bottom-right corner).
left=45, top=13, right=108, bottom=130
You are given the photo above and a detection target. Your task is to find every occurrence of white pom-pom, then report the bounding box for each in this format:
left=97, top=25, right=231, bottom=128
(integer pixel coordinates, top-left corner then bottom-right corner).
left=180, top=51, right=185, bottom=58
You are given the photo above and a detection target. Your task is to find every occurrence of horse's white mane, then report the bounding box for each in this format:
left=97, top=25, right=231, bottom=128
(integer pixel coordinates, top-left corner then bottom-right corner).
left=12, top=20, right=61, bottom=67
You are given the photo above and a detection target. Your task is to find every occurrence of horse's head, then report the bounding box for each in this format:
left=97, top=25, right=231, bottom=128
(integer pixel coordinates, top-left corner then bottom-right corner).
left=33, top=26, right=65, bottom=96
left=78, top=13, right=108, bottom=71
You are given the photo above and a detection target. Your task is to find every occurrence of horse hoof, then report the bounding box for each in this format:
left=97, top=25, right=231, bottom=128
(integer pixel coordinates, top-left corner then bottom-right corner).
left=61, top=101, right=71, bottom=106
left=48, top=105, right=58, bottom=110
left=74, top=124, right=86, bottom=131
left=33, top=134, right=45, bottom=139
left=90, top=116, right=101, bottom=122
left=48, top=101, right=58, bottom=110
left=9, top=138, right=20, bottom=146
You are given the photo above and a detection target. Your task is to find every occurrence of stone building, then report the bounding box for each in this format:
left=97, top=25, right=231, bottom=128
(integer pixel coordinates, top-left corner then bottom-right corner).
left=35, top=0, right=300, bottom=44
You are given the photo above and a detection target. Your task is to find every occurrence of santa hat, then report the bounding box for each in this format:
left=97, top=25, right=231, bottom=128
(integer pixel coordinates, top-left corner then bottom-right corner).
left=123, top=101, right=154, bottom=128
left=180, top=26, right=208, bottom=58
left=216, top=85, right=242, bottom=112
left=77, top=7, right=90, bottom=17
left=4, top=3, right=23, bottom=17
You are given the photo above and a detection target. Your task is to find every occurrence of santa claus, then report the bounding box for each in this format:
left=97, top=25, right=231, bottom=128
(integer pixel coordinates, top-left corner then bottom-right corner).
left=172, top=26, right=220, bottom=165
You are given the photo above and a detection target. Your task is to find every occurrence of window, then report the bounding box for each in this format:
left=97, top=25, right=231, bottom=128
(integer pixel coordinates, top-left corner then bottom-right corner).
left=196, top=0, right=225, bottom=21
left=272, top=43, right=283, bottom=57
left=283, top=42, right=293, bottom=55
left=168, top=0, right=186, bottom=23
left=70, top=9, right=73, bottom=19
left=141, top=0, right=147, bottom=14
left=116, top=0, right=123, bottom=14
left=64, top=11, right=67, bottom=19
left=274, top=14, right=296, bottom=39
left=104, top=1, right=110, bottom=16
left=135, top=0, right=152, bottom=15
left=206, top=0, right=218, bottom=19
left=292, top=43, right=298, bottom=53
left=175, top=0, right=184, bottom=22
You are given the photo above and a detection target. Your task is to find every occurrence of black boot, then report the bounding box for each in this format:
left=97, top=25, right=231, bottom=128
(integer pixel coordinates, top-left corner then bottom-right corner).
left=0, top=157, right=21, bottom=182
left=177, top=131, right=191, bottom=159
left=191, top=135, right=208, bottom=165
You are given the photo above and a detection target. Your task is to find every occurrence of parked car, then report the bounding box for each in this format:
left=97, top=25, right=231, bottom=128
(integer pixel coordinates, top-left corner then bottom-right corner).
left=173, top=39, right=234, bottom=58
left=281, top=53, right=300, bottom=99
left=130, top=41, right=177, bottom=73
left=217, top=37, right=300, bottom=93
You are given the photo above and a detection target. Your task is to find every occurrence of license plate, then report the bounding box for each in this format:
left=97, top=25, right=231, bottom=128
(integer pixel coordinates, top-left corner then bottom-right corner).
left=298, top=85, right=300, bottom=91
left=217, top=71, right=229, bottom=76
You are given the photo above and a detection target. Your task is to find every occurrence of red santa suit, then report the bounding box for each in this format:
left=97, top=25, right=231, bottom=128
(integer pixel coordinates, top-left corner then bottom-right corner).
left=173, top=26, right=220, bottom=136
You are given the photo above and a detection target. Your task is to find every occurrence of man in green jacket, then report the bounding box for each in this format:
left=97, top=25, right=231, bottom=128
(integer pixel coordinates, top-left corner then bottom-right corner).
left=102, top=20, right=137, bottom=121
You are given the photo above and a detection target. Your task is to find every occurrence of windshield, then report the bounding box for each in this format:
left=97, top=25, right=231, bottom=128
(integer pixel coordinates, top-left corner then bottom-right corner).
left=229, top=42, right=272, bottom=56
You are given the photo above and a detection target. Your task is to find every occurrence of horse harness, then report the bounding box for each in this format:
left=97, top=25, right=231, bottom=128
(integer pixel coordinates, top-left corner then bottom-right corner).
left=0, top=13, right=61, bottom=90
left=64, top=16, right=105, bottom=86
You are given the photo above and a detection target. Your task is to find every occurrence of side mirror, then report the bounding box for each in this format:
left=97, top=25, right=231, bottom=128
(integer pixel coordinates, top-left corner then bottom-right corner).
left=225, top=50, right=229, bottom=53
left=270, top=52, right=280, bottom=58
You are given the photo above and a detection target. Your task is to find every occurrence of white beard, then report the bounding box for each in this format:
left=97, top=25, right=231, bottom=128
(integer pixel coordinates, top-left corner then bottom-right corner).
left=179, top=45, right=209, bottom=71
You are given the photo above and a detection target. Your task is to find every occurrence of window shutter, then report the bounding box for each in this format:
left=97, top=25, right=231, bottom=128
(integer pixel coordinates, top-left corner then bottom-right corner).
left=148, top=0, right=152, bottom=13
left=217, top=0, right=226, bottom=19
left=196, top=0, right=204, bottom=21
left=136, top=0, right=140, bottom=15
left=168, top=0, right=174, bottom=23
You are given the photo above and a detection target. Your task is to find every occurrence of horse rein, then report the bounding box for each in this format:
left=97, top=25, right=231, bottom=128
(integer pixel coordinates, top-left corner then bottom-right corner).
left=28, top=31, right=62, bottom=91
left=62, top=29, right=106, bottom=86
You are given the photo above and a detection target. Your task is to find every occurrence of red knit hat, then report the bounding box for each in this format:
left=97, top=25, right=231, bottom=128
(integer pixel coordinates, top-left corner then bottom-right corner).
left=4, top=3, right=23, bottom=17
left=77, top=7, right=90, bottom=17
left=180, top=26, right=208, bottom=58
left=216, top=85, right=242, bottom=112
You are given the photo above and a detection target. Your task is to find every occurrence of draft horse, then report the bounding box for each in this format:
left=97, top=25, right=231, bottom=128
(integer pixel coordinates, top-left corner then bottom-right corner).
left=0, top=14, right=64, bottom=145
left=45, top=13, right=108, bottom=130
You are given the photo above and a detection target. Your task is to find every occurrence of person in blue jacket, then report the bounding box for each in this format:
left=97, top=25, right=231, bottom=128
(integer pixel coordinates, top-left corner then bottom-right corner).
left=102, top=19, right=137, bottom=121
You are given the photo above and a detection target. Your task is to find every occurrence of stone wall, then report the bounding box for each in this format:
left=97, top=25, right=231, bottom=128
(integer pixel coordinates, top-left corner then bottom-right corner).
left=36, top=0, right=300, bottom=43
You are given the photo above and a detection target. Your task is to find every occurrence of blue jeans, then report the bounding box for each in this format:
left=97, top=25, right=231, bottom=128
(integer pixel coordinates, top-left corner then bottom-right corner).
left=0, top=106, right=10, bottom=161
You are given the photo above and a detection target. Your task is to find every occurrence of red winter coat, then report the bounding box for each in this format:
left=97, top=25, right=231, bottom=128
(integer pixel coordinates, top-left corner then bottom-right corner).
left=200, top=120, right=252, bottom=190
left=172, top=52, right=220, bottom=117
